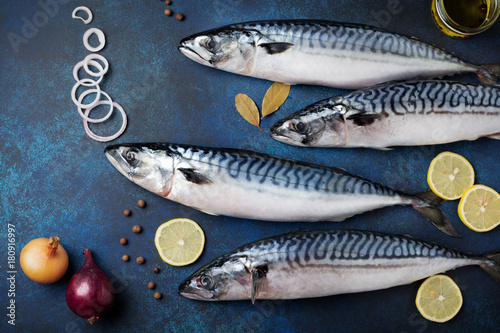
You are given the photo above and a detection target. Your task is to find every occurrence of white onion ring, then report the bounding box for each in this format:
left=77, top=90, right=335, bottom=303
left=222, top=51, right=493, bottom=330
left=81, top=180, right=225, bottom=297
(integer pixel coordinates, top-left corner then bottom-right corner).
left=72, top=7, right=93, bottom=24
left=71, top=79, right=101, bottom=109
left=83, top=54, right=109, bottom=77
left=73, top=60, right=104, bottom=86
left=83, top=101, right=127, bottom=142
left=83, top=28, right=106, bottom=52
left=77, top=89, right=114, bottom=123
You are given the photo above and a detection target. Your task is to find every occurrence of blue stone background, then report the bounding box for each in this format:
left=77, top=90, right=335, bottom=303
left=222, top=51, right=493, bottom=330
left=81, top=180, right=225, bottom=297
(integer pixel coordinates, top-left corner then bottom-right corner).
left=1, top=0, right=499, bottom=332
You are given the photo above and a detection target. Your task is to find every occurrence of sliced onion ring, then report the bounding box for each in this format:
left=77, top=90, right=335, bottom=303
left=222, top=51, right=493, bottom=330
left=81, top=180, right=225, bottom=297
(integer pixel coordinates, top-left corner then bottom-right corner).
left=83, top=101, right=127, bottom=142
left=71, top=79, right=101, bottom=109
left=83, top=54, right=109, bottom=77
left=73, top=60, right=104, bottom=86
left=72, top=7, right=93, bottom=24
left=83, top=28, right=106, bottom=52
left=77, top=89, right=114, bottom=123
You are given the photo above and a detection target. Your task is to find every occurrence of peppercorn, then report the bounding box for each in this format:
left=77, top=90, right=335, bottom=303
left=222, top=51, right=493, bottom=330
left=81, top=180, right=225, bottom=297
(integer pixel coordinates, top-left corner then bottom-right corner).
left=120, top=238, right=127, bottom=245
left=124, top=209, right=131, bottom=216
left=148, top=282, right=156, bottom=289
left=176, top=13, right=184, bottom=21
left=153, top=267, right=160, bottom=274
left=137, top=199, right=146, bottom=208
left=154, top=292, right=162, bottom=299
left=136, top=256, right=145, bottom=264
left=164, top=9, right=172, bottom=16
left=165, top=0, right=171, bottom=5
left=122, top=255, right=130, bottom=262
left=132, top=225, right=142, bottom=233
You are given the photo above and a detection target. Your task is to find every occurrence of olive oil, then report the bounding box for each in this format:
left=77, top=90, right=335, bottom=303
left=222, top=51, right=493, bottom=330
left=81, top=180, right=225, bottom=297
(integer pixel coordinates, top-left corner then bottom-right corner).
left=432, top=0, right=500, bottom=37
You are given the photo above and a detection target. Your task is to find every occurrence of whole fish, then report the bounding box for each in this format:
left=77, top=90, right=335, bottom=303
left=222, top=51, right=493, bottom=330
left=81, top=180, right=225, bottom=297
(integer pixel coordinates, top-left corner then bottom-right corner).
left=270, top=80, right=500, bottom=149
left=271, top=80, right=500, bottom=149
left=179, top=229, right=500, bottom=302
left=105, top=143, right=458, bottom=236
left=178, top=20, right=499, bottom=89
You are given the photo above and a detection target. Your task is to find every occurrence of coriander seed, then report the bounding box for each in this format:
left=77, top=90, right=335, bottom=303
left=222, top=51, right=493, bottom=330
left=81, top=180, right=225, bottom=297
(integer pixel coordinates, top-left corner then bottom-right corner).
left=164, top=9, right=172, bottom=16
left=122, top=255, right=130, bottom=262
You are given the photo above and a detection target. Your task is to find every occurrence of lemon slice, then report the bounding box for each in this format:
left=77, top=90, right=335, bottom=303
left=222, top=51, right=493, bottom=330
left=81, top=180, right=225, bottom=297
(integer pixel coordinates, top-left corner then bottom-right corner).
left=154, top=218, right=205, bottom=266
left=416, top=275, right=463, bottom=323
left=427, top=152, right=475, bottom=200
left=458, top=185, right=500, bottom=232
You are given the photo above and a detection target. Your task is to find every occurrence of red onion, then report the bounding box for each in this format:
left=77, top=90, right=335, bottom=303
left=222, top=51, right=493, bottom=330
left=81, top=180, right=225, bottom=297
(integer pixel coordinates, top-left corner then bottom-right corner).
left=65, top=249, right=115, bottom=324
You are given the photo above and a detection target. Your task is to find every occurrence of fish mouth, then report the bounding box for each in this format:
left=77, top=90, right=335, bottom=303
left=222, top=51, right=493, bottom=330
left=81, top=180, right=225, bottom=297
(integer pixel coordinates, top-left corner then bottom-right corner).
left=178, top=44, right=213, bottom=67
left=178, top=280, right=217, bottom=301
left=104, top=145, right=132, bottom=180
left=269, top=122, right=306, bottom=147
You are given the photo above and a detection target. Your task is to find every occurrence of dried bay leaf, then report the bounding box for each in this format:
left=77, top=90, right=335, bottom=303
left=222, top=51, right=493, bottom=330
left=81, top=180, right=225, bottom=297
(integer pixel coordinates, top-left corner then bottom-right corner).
left=235, top=93, right=262, bottom=130
left=262, top=82, right=291, bottom=118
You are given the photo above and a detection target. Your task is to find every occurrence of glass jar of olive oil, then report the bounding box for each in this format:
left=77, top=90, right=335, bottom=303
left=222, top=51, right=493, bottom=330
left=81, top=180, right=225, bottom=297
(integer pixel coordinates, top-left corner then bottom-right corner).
left=432, top=0, right=500, bottom=37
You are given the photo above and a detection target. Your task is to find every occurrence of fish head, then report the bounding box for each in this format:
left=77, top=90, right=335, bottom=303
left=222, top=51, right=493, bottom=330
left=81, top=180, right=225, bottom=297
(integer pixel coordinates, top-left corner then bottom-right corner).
left=179, top=27, right=258, bottom=75
left=270, top=101, right=348, bottom=147
left=104, top=143, right=175, bottom=197
left=179, top=256, right=252, bottom=301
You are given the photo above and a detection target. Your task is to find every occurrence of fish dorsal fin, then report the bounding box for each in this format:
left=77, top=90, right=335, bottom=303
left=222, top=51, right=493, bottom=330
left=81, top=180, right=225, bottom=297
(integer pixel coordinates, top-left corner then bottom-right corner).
left=250, top=264, right=268, bottom=304
left=177, top=168, right=212, bottom=185
left=346, top=113, right=384, bottom=126
left=259, top=42, right=294, bottom=55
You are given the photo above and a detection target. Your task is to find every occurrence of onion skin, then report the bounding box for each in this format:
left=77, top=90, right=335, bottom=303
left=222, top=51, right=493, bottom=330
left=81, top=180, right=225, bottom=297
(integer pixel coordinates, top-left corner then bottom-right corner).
left=20, top=237, right=69, bottom=284
left=65, top=249, right=115, bottom=324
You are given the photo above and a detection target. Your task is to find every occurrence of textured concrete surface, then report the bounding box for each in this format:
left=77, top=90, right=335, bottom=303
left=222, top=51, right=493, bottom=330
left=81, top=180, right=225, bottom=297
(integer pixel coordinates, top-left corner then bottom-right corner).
left=1, top=0, right=499, bottom=332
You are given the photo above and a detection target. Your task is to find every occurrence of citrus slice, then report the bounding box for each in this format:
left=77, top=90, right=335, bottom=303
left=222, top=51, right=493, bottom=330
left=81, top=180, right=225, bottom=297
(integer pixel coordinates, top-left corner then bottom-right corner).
left=416, top=274, right=463, bottom=323
left=427, top=152, right=475, bottom=200
left=154, top=218, right=205, bottom=266
left=458, top=185, right=500, bottom=232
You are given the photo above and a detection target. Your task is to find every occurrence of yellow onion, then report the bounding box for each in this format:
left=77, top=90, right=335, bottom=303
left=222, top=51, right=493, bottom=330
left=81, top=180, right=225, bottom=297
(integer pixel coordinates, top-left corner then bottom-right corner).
left=20, top=237, right=69, bottom=284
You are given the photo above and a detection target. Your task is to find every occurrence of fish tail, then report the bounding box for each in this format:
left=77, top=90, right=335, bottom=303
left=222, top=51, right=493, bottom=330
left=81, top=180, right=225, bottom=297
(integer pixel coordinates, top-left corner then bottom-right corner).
left=477, top=64, right=500, bottom=86
left=481, top=250, right=500, bottom=283
left=412, top=191, right=461, bottom=237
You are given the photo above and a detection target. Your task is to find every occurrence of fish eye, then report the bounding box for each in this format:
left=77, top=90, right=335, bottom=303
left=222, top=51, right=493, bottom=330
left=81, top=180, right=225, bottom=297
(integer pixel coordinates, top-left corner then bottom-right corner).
left=204, top=38, right=218, bottom=51
left=124, top=149, right=138, bottom=165
left=291, top=121, right=308, bottom=134
left=199, top=274, right=216, bottom=289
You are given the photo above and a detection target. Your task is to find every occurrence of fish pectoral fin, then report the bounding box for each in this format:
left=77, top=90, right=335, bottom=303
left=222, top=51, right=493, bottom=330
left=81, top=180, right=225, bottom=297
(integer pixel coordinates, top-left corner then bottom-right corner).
left=258, top=42, right=294, bottom=55
left=346, top=113, right=384, bottom=126
left=250, top=264, right=268, bottom=304
left=487, top=132, right=500, bottom=140
left=177, top=168, right=212, bottom=185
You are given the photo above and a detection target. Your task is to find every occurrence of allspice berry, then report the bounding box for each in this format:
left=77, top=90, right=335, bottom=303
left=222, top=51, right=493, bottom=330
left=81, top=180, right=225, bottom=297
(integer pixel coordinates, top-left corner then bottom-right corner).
left=137, top=199, right=146, bottom=208
left=153, top=267, right=160, bottom=274
left=124, top=209, right=131, bottom=216
left=132, top=225, right=142, bottom=233
left=165, top=0, right=171, bottom=4
left=148, top=282, right=156, bottom=289
left=136, top=256, right=145, bottom=264
left=122, top=255, right=130, bottom=262
left=154, top=292, right=162, bottom=299
left=120, top=238, right=127, bottom=245
left=176, top=13, right=184, bottom=21
left=164, top=8, right=172, bottom=16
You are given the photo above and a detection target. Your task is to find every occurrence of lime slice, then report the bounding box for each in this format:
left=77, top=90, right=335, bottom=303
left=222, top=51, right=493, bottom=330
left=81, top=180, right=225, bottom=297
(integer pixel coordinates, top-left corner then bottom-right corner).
left=427, top=151, right=475, bottom=200
left=458, top=185, right=500, bottom=232
left=154, top=218, right=205, bottom=266
left=416, top=274, right=463, bottom=323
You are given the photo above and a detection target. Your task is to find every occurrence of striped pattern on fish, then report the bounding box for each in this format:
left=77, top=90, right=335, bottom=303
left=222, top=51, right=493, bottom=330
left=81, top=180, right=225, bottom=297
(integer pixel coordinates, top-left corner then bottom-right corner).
left=271, top=80, right=500, bottom=148
left=179, top=20, right=499, bottom=89
left=179, top=229, right=500, bottom=301
left=104, top=143, right=458, bottom=235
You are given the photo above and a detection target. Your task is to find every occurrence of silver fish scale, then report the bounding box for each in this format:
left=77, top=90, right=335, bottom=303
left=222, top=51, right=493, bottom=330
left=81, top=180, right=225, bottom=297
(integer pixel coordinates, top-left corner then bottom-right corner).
left=235, top=20, right=465, bottom=65
left=338, top=81, right=500, bottom=115
left=230, top=230, right=468, bottom=267
left=169, top=144, right=397, bottom=196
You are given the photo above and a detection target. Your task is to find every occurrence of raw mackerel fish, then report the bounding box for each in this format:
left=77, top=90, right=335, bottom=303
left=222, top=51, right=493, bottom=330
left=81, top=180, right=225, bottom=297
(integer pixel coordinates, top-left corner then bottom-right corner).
left=271, top=80, right=500, bottom=149
left=179, top=229, right=500, bottom=302
left=105, top=143, right=458, bottom=236
left=178, top=20, right=499, bottom=89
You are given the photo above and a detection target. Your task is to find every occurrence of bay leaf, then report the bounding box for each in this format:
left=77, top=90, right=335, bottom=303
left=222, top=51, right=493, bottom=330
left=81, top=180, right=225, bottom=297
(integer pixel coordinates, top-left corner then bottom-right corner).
left=235, top=93, right=261, bottom=130
left=261, top=82, right=291, bottom=118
